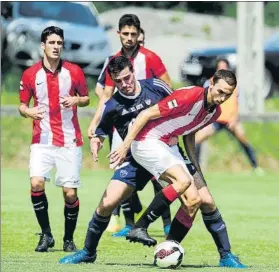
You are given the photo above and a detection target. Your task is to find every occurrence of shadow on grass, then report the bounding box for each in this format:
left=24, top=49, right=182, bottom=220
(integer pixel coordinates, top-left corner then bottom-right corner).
left=105, top=262, right=219, bottom=268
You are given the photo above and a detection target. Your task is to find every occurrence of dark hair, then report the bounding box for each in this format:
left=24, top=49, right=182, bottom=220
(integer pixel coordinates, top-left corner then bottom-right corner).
left=140, top=28, right=145, bottom=35
left=41, top=26, right=64, bottom=43
left=107, top=56, right=133, bottom=79
left=212, top=69, right=237, bottom=89
left=216, top=57, right=230, bottom=70
left=118, top=14, right=141, bottom=32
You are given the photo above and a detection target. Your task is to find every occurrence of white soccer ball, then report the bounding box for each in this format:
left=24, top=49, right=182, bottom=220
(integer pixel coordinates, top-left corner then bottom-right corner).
left=154, top=240, right=185, bottom=269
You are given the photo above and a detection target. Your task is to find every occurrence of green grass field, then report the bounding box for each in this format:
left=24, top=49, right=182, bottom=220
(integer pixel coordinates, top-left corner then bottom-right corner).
left=2, top=168, right=279, bottom=272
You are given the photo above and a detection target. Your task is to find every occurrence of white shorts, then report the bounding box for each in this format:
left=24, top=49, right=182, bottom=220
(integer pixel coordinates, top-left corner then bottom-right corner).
left=29, top=144, right=82, bottom=188
left=131, top=139, right=190, bottom=181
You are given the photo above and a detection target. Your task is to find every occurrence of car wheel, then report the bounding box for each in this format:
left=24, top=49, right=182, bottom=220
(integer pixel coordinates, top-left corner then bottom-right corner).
left=263, top=68, right=274, bottom=99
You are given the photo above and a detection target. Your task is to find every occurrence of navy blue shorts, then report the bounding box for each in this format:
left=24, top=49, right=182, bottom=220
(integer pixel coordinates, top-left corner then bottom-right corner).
left=212, top=122, right=228, bottom=132
left=112, top=158, right=153, bottom=191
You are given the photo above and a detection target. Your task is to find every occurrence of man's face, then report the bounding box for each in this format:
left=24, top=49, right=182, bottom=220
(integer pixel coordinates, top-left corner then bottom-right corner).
left=118, top=25, right=139, bottom=50
left=217, top=61, right=229, bottom=71
left=138, top=33, right=145, bottom=46
left=112, top=66, right=136, bottom=96
left=209, top=78, right=235, bottom=105
left=41, top=34, right=63, bottom=60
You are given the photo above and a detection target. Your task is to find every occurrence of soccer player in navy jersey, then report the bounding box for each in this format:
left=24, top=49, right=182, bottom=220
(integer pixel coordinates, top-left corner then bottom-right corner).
left=90, top=14, right=172, bottom=236
left=110, top=69, right=247, bottom=268
left=59, top=56, right=195, bottom=264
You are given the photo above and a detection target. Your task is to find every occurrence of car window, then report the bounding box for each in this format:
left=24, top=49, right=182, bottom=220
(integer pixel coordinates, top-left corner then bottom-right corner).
left=265, top=33, right=279, bottom=48
left=19, top=2, right=99, bottom=27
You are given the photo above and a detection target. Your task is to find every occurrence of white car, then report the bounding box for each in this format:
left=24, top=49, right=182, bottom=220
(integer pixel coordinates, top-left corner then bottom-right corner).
left=6, top=2, right=111, bottom=76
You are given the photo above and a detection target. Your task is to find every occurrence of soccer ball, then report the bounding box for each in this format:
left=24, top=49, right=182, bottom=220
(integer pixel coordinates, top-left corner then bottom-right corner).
left=154, top=240, right=184, bottom=269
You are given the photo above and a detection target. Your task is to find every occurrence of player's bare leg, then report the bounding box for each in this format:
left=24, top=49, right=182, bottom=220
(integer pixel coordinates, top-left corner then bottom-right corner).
left=167, top=171, right=247, bottom=268
left=127, top=165, right=201, bottom=246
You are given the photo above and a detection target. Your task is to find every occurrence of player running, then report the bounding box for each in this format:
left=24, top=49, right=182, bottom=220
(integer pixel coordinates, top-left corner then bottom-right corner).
left=195, top=57, right=262, bottom=174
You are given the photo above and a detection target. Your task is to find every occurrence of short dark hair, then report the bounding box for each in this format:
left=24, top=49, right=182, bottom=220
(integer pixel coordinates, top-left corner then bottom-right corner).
left=140, top=28, right=145, bottom=36
left=216, top=57, right=230, bottom=70
left=41, top=26, right=64, bottom=43
left=107, top=56, right=133, bottom=79
left=118, top=14, right=141, bottom=32
left=212, top=69, right=237, bottom=89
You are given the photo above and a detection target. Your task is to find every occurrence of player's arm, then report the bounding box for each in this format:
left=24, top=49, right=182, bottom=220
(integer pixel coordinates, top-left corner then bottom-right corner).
left=109, top=104, right=161, bottom=166
left=90, top=100, right=114, bottom=161
left=18, top=73, right=46, bottom=120
left=159, top=72, right=172, bottom=88
left=87, top=85, right=114, bottom=138
left=149, top=51, right=172, bottom=88
left=182, top=133, right=205, bottom=181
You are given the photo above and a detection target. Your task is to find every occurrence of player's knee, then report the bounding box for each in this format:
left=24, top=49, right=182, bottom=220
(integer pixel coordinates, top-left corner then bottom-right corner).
left=200, top=196, right=216, bottom=212
left=30, top=177, right=45, bottom=191
left=188, top=195, right=202, bottom=212
left=176, top=175, right=194, bottom=194
left=98, top=198, right=117, bottom=216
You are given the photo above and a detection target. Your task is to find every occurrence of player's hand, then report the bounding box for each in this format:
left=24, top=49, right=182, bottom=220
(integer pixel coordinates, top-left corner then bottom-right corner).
left=167, top=136, right=178, bottom=146
left=25, top=106, right=46, bottom=120
left=90, top=137, right=103, bottom=162
left=88, top=124, right=96, bottom=139
left=108, top=144, right=129, bottom=169
left=60, top=96, right=79, bottom=108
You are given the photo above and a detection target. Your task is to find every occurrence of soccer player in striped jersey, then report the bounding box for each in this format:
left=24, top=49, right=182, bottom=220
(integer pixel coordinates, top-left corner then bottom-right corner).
left=110, top=69, right=247, bottom=268
left=18, top=26, right=90, bottom=252
left=59, top=56, right=195, bottom=264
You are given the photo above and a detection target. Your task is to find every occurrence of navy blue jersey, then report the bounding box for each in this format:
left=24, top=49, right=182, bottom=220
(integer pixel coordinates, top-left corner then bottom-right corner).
left=95, top=78, right=173, bottom=141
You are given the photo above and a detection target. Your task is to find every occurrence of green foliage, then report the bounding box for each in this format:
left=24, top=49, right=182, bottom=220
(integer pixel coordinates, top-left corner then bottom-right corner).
left=2, top=116, right=278, bottom=171
left=170, top=14, right=183, bottom=23
left=201, top=24, right=211, bottom=39
left=2, top=168, right=279, bottom=271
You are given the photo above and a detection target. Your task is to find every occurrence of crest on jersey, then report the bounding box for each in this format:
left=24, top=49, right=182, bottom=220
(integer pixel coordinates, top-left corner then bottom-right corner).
left=145, top=99, right=151, bottom=105
left=120, top=169, right=128, bottom=178
left=167, top=99, right=178, bottom=109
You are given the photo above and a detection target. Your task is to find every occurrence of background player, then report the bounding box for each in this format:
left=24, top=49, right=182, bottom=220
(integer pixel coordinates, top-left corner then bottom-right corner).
left=18, top=26, right=89, bottom=252
left=195, top=57, right=262, bottom=174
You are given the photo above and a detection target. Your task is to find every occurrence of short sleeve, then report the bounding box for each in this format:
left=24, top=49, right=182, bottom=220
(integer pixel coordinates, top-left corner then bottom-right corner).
left=97, top=57, right=111, bottom=88
left=94, top=100, right=115, bottom=137
left=75, top=66, right=88, bottom=96
left=148, top=51, right=167, bottom=78
left=104, top=68, right=115, bottom=87
left=19, top=71, right=32, bottom=104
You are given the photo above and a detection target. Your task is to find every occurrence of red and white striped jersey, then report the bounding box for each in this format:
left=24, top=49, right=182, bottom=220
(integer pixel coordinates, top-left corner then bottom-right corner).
left=136, top=86, right=221, bottom=144
left=102, top=45, right=167, bottom=87
left=19, top=60, right=88, bottom=147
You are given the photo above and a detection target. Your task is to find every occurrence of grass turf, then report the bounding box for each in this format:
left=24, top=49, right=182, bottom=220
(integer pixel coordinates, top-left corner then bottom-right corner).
left=1, top=168, right=279, bottom=272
